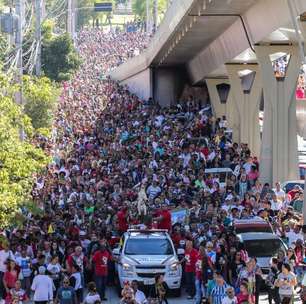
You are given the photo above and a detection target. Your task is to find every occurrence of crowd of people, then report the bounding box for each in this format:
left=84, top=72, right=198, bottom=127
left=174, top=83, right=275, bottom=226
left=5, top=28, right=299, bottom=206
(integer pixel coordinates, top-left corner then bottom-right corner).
left=0, top=25, right=305, bottom=304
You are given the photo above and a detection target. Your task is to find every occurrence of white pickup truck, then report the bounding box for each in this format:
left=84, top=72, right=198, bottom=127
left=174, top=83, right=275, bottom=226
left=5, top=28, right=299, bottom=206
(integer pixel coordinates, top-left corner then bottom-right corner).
left=113, top=229, right=182, bottom=295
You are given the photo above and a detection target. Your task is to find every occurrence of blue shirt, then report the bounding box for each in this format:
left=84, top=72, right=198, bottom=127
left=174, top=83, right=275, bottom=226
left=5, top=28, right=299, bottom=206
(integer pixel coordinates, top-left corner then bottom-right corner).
left=211, top=283, right=229, bottom=304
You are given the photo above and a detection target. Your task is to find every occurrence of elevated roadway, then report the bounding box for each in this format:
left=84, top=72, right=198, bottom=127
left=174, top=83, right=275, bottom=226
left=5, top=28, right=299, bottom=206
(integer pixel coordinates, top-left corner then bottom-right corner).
left=110, top=0, right=306, bottom=185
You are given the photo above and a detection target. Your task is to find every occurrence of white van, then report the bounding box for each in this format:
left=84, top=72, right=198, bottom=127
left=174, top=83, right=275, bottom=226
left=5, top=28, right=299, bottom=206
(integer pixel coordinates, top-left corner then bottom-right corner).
left=204, top=167, right=234, bottom=189
left=237, top=232, right=287, bottom=279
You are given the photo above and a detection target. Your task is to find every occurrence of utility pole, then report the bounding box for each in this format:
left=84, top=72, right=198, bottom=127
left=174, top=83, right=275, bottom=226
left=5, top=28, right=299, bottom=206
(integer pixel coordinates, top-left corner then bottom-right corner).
left=71, top=0, right=76, bottom=43
left=67, top=0, right=72, bottom=35
left=67, top=0, right=76, bottom=43
left=153, top=0, right=158, bottom=32
left=146, top=0, right=150, bottom=33
left=15, top=0, right=25, bottom=141
left=35, top=0, right=42, bottom=76
left=303, top=178, right=306, bottom=226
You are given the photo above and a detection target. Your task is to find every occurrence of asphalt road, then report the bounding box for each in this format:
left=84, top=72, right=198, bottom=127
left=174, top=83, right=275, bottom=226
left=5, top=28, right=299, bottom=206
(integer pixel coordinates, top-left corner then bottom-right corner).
left=104, top=287, right=302, bottom=304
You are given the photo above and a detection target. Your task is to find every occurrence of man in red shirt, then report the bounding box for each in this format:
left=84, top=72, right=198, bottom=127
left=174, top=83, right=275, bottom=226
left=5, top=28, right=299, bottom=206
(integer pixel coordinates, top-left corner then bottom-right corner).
left=91, top=240, right=113, bottom=301
left=155, top=204, right=172, bottom=231
left=171, top=226, right=183, bottom=248
left=195, top=244, right=205, bottom=303
left=182, top=240, right=198, bottom=299
left=117, top=206, right=128, bottom=234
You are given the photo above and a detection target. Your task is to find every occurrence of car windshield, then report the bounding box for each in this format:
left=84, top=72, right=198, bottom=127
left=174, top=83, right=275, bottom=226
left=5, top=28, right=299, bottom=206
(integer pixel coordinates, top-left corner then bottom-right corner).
left=285, top=183, right=304, bottom=193
left=236, top=226, right=273, bottom=234
left=124, top=238, right=174, bottom=255
left=244, top=239, right=285, bottom=257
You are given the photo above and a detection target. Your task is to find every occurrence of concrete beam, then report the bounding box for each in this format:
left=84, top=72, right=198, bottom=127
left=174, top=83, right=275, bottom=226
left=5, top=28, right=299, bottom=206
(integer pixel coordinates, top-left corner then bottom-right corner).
left=226, top=64, right=262, bottom=157
left=188, top=0, right=306, bottom=84
left=110, top=0, right=195, bottom=82
left=205, top=78, right=240, bottom=143
left=255, top=44, right=300, bottom=184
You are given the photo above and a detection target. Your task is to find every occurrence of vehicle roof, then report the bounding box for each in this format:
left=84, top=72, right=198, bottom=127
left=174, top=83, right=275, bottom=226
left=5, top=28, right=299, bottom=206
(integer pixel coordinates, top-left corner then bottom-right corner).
left=125, top=231, right=168, bottom=239
left=237, top=232, right=280, bottom=241
left=204, top=168, right=233, bottom=173
left=234, top=218, right=269, bottom=225
left=281, top=180, right=303, bottom=184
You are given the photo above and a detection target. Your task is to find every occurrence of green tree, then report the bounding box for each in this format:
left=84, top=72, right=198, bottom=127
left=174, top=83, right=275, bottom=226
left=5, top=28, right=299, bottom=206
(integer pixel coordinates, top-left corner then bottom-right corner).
left=0, top=72, right=49, bottom=228
left=77, top=0, right=98, bottom=29
left=132, top=0, right=167, bottom=21
left=42, top=19, right=55, bottom=42
left=23, top=75, right=59, bottom=129
left=41, top=33, right=81, bottom=81
left=76, top=0, right=118, bottom=29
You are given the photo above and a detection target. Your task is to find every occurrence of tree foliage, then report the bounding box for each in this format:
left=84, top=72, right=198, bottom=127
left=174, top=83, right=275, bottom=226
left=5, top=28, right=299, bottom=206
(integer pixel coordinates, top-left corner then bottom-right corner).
left=76, top=0, right=118, bottom=29
left=23, top=76, right=59, bottom=129
left=41, top=33, right=81, bottom=82
left=0, top=72, right=49, bottom=228
left=132, top=0, right=168, bottom=21
left=77, top=0, right=99, bottom=29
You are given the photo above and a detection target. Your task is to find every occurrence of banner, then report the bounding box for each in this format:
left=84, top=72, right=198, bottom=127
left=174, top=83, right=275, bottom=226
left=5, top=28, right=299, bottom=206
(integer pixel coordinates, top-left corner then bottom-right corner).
left=171, top=209, right=187, bottom=225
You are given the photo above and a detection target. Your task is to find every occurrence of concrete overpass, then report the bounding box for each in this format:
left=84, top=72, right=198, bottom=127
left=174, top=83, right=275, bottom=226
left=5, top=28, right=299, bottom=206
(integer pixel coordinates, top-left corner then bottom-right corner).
left=110, top=0, right=306, bottom=185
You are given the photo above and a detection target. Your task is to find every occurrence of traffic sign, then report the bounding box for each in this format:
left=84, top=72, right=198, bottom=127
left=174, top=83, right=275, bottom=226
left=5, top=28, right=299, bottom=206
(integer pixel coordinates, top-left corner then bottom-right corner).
left=94, top=2, right=113, bottom=12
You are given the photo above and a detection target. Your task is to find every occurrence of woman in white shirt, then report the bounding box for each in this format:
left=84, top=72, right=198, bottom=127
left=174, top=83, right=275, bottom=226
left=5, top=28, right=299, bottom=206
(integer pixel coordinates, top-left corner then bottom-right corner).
left=31, top=266, right=54, bottom=304
left=84, top=282, right=101, bottom=304
left=70, top=265, right=83, bottom=304
left=275, top=263, right=297, bottom=304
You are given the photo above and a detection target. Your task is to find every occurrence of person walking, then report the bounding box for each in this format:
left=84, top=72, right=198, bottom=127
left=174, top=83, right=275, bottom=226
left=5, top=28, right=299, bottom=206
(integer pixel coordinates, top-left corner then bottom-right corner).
left=91, top=240, right=113, bottom=301
left=266, top=257, right=280, bottom=304
left=0, top=242, right=15, bottom=302
left=15, top=248, right=32, bottom=297
left=83, top=282, right=101, bottom=304
left=31, top=266, right=54, bottom=304
left=183, top=240, right=198, bottom=299
left=275, top=263, right=297, bottom=304
left=210, top=272, right=230, bottom=304
left=149, top=274, right=168, bottom=304
left=131, top=280, right=147, bottom=304
left=69, top=264, right=83, bottom=304
left=55, top=277, right=76, bottom=304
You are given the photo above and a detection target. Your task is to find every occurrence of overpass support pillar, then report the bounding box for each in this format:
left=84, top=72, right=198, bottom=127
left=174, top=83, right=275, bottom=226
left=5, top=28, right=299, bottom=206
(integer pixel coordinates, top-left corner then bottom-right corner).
left=255, top=45, right=299, bottom=185
left=153, top=67, right=187, bottom=107
left=226, top=64, right=262, bottom=158
left=205, top=78, right=240, bottom=143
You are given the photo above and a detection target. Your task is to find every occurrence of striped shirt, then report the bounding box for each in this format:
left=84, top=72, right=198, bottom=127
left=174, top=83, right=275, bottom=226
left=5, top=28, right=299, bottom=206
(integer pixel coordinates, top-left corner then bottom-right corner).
left=211, top=283, right=229, bottom=304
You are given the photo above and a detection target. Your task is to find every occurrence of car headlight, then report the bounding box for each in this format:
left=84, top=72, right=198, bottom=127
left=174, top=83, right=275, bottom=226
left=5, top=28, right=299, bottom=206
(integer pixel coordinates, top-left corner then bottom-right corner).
left=170, top=263, right=178, bottom=271
left=121, top=263, right=134, bottom=277
left=123, top=263, right=132, bottom=271
left=169, top=263, right=179, bottom=276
